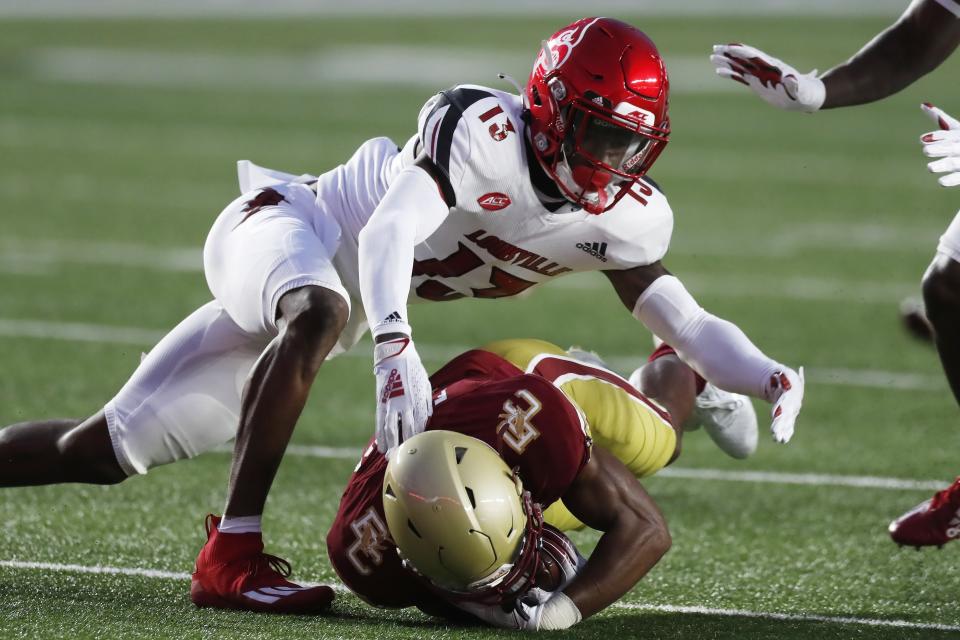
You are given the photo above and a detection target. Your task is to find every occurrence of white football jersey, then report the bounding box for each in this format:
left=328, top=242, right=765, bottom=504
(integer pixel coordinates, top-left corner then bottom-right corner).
left=408, top=84, right=673, bottom=302
left=247, top=84, right=674, bottom=304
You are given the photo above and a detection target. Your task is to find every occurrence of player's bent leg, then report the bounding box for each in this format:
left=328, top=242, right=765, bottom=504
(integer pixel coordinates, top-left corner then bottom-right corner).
left=631, top=346, right=759, bottom=460
left=192, top=285, right=346, bottom=614
left=0, top=412, right=125, bottom=486
left=922, top=253, right=960, bottom=405
left=631, top=353, right=695, bottom=461
left=106, top=300, right=268, bottom=476
left=221, top=284, right=350, bottom=518
left=196, top=187, right=349, bottom=612
left=889, top=252, right=960, bottom=547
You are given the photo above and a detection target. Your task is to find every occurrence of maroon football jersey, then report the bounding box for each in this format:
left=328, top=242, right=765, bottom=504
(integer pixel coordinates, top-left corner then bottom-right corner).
left=326, top=349, right=591, bottom=609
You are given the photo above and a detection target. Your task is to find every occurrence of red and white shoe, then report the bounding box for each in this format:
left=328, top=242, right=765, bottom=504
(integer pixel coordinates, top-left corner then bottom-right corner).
left=889, top=478, right=960, bottom=549
left=191, top=514, right=334, bottom=613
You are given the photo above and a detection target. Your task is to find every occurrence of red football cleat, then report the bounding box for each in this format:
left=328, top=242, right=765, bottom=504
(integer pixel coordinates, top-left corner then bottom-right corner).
left=191, top=514, right=334, bottom=613
left=889, top=478, right=960, bottom=548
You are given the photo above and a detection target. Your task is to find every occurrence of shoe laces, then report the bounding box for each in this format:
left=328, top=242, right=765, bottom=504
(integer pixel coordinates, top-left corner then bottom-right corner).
left=929, top=478, right=960, bottom=510
left=250, top=553, right=292, bottom=579
left=697, top=386, right=742, bottom=411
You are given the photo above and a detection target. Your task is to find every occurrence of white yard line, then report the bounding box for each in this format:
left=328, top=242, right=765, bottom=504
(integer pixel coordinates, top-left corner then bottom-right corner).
left=0, top=560, right=190, bottom=580
left=615, top=602, right=960, bottom=633
left=0, top=239, right=201, bottom=273
left=0, top=559, right=956, bottom=632
left=0, top=233, right=926, bottom=304
left=653, top=468, right=947, bottom=492
left=0, top=318, right=165, bottom=346
left=276, top=444, right=951, bottom=493
left=0, top=317, right=946, bottom=392
left=22, top=47, right=732, bottom=96
left=0, top=231, right=934, bottom=295
left=0, top=0, right=909, bottom=18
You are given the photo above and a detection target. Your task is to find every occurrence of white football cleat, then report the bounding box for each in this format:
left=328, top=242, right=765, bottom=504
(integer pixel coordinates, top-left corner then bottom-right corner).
left=565, top=346, right=611, bottom=370
left=627, top=365, right=646, bottom=394
left=693, top=383, right=758, bottom=459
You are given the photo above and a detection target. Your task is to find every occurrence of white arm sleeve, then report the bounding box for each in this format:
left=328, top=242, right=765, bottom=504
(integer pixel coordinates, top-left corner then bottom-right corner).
left=359, top=165, right=449, bottom=338
left=633, top=275, right=782, bottom=402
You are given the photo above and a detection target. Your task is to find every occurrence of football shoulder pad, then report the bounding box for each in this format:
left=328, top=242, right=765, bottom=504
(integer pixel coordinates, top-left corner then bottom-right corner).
left=416, top=85, right=527, bottom=206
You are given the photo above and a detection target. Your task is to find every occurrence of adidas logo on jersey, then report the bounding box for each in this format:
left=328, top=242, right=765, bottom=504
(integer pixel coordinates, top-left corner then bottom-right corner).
left=576, top=241, right=608, bottom=262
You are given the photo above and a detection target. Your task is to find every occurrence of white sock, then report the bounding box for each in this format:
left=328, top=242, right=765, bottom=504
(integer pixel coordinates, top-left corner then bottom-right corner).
left=218, top=514, right=262, bottom=534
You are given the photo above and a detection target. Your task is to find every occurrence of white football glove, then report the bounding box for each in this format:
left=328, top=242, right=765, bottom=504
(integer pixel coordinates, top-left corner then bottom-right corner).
left=765, top=366, right=805, bottom=444
left=457, top=596, right=543, bottom=631
left=457, top=591, right=581, bottom=631
left=373, top=335, right=433, bottom=453
left=710, top=44, right=825, bottom=113
left=920, top=103, right=960, bottom=188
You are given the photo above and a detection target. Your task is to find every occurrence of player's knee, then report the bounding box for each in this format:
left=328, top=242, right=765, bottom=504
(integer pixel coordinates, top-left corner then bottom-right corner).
left=667, top=437, right=682, bottom=465
left=651, top=523, right=672, bottom=557
left=56, top=422, right=128, bottom=485
left=278, top=286, right=350, bottom=370
left=922, top=259, right=960, bottom=323
left=640, top=356, right=695, bottom=427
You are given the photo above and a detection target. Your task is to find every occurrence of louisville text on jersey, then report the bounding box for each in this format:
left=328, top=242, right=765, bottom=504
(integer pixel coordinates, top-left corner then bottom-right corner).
left=465, top=230, right=572, bottom=277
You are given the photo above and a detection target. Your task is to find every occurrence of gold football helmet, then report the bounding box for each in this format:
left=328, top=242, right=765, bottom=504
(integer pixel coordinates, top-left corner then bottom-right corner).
left=382, top=430, right=544, bottom=603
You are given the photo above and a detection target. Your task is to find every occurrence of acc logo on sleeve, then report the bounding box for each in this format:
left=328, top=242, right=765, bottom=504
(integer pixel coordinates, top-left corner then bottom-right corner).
left=477, top=192, right=512, bottom=211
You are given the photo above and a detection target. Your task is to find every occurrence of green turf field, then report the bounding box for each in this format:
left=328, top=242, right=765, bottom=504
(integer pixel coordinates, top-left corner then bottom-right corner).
left=2, top=11, right=960, bottom=640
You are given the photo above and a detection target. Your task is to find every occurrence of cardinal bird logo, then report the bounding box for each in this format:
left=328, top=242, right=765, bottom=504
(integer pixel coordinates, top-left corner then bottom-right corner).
left=543, top=17, right=601, bottom=70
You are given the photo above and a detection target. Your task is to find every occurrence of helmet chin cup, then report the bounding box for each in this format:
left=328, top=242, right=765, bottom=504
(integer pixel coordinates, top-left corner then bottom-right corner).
left=552, top=155, right=626, bottom=215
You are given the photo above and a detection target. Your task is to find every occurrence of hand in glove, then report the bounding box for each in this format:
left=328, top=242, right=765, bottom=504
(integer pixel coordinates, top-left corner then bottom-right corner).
left=373, top=335, right=433, bottom=453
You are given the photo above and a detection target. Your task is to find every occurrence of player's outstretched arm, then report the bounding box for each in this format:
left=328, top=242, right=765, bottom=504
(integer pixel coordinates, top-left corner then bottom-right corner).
left=457, top=447, right=670, bottom=631
left=558, top=446, right=671, bottom=621
left=358, top=158, right=450, bottom=451
left=711, top=0, right=960, bottom=111
left=818, top=0, right=960, bottom=109
left=606, top=264, right=804, bottom=443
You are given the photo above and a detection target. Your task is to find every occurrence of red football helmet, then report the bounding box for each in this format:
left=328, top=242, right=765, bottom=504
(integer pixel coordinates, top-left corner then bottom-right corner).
left=526, top=17, right=670, bottom=214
